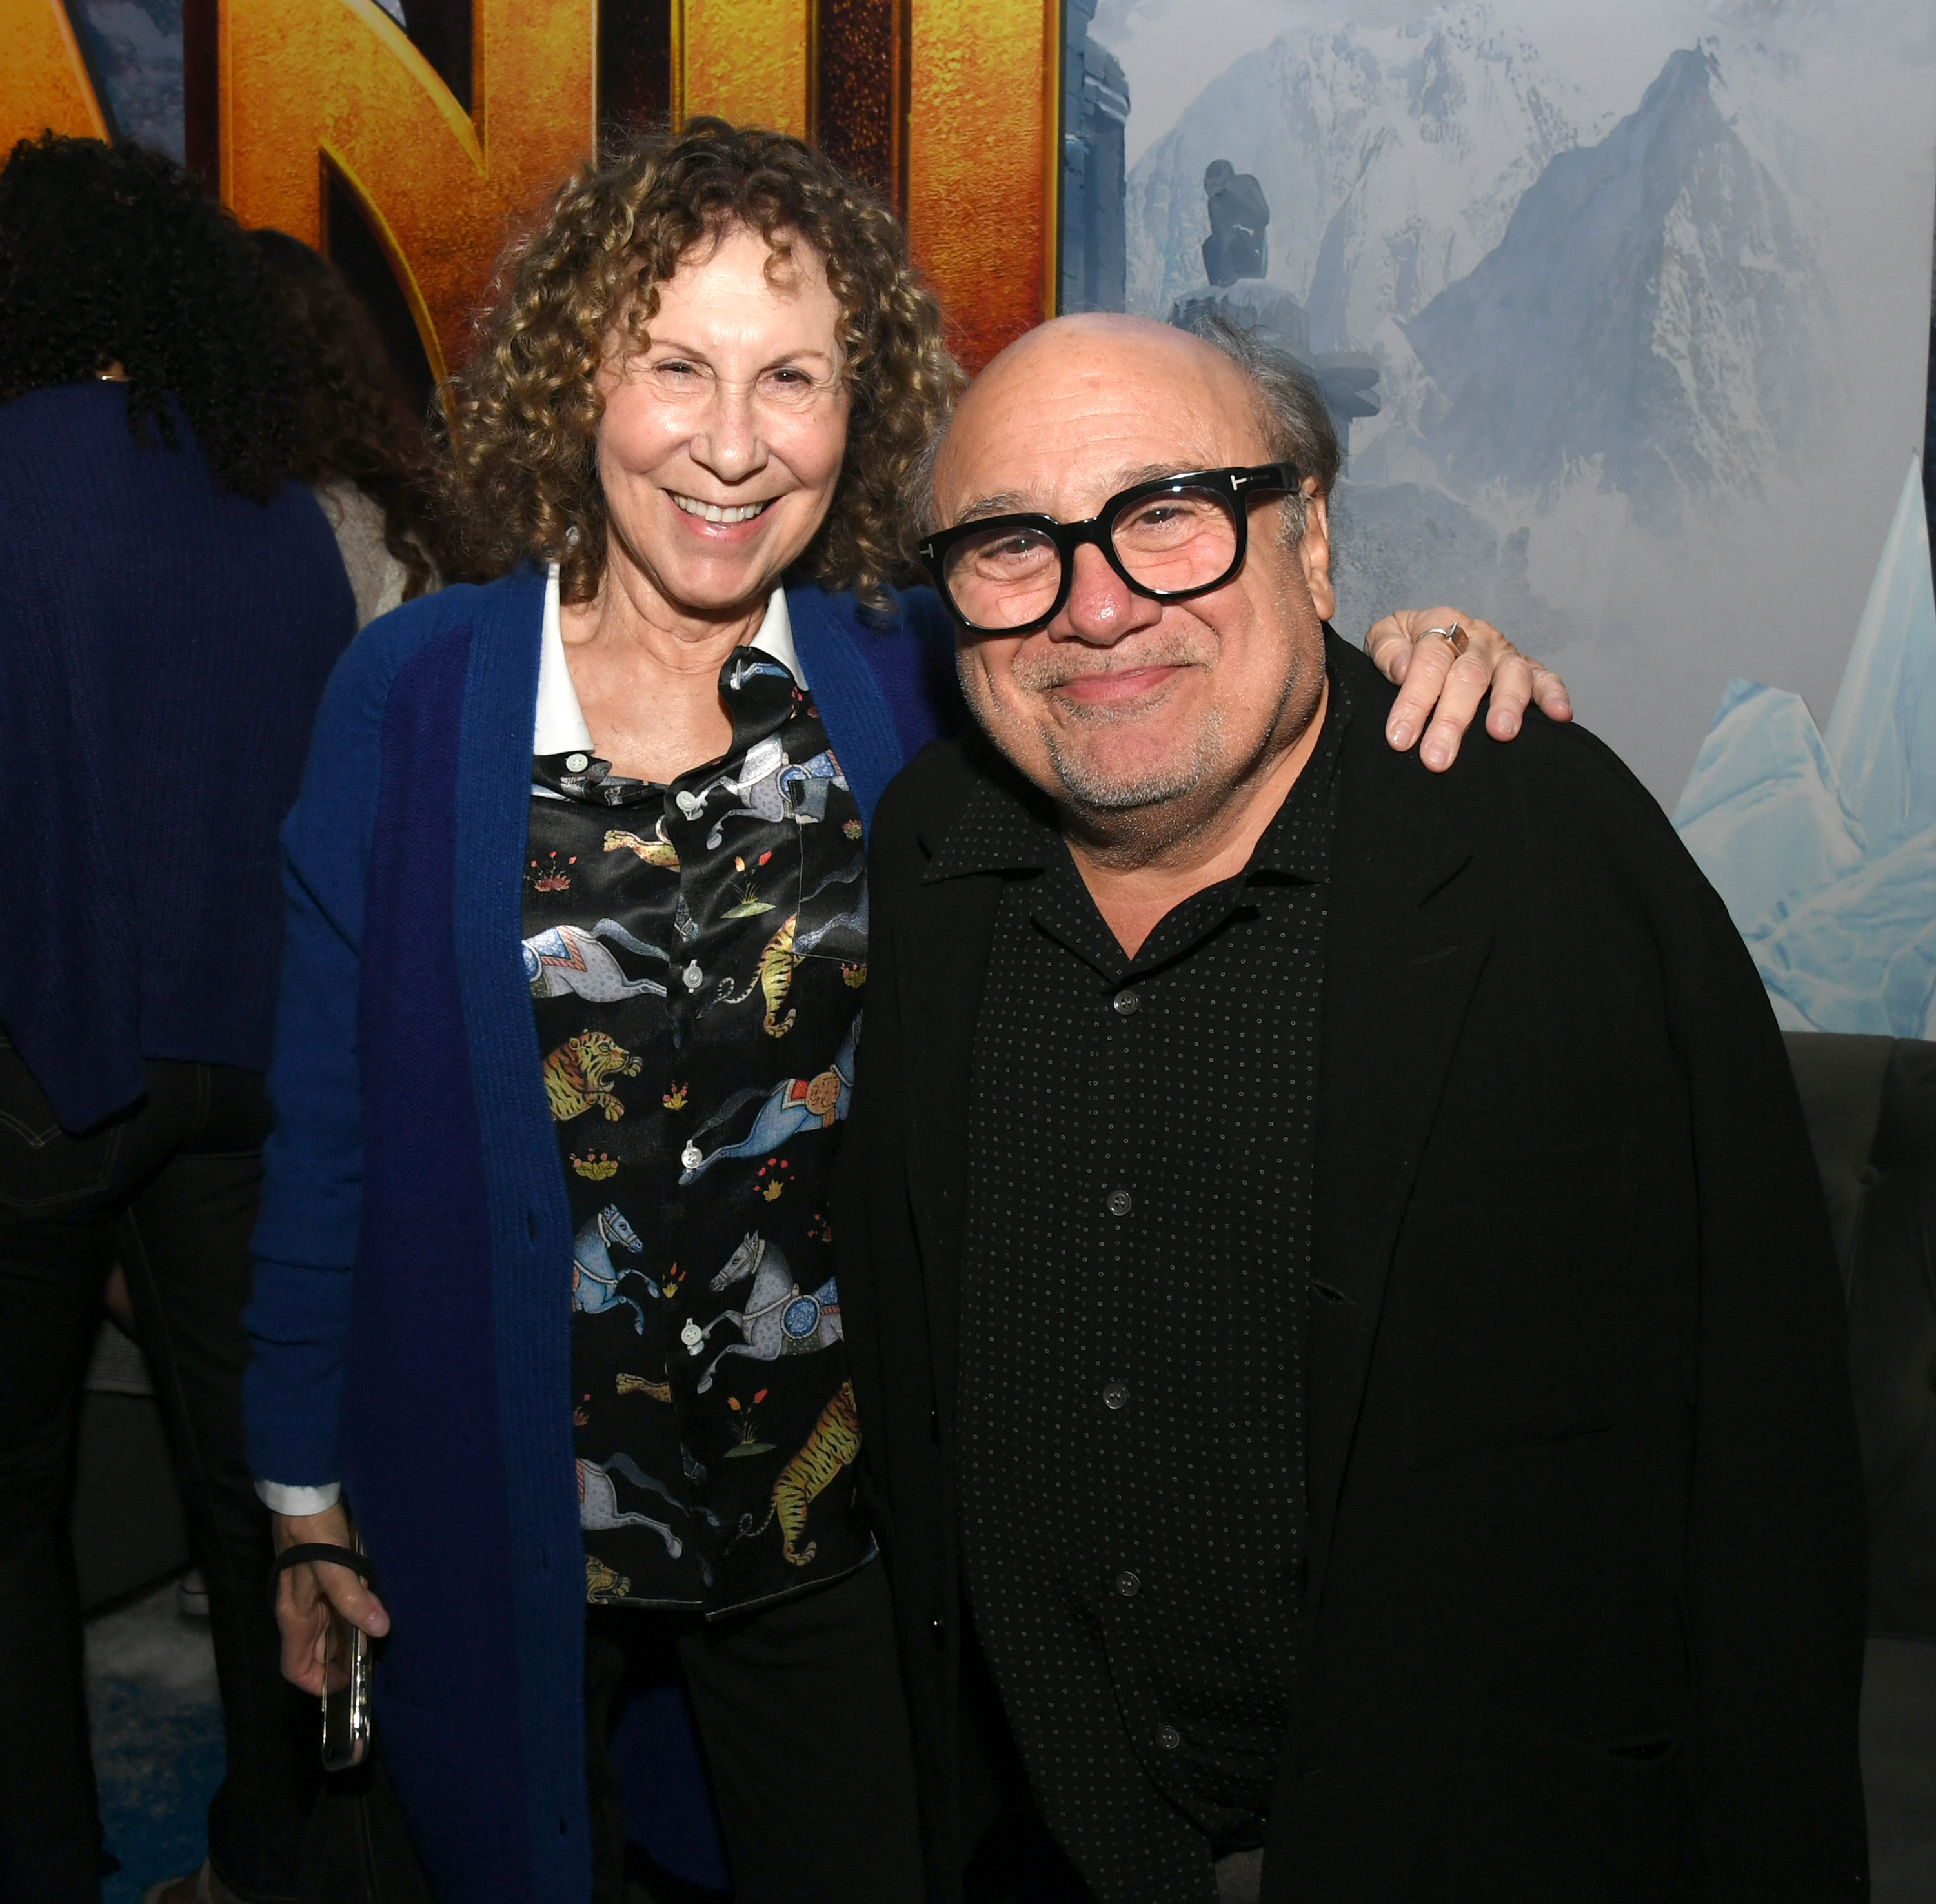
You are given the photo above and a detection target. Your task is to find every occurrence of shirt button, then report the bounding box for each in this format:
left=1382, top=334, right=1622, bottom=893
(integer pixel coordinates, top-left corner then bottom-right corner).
left=1115, top=1569, right=1140, bottom=1598
left=1103, top=1381, right=1129, bottom=1410
left=930, top=1616, right=945, bottom=1648
left=1113, top=988, right=1139, bottom=1016
left=1106, top=1188, right=1133, bottom=1217
left=1157, top=1723, right=1181, bottom=1751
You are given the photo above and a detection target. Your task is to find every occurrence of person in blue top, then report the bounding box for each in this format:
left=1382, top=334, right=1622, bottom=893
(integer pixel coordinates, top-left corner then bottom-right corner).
left=245, top=119, right=1569, bottom=1904
left=0, top=136, right=356, bottom=1904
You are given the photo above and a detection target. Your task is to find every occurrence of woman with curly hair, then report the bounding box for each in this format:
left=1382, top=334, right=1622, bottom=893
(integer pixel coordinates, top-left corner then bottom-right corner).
left=242, top=118, right=1557, bottom=1904
left=0, top=136, right=354, bottom=1903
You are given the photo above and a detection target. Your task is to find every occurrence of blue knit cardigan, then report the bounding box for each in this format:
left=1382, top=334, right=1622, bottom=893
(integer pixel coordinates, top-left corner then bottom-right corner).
left=0, top=383, right=354, bottom=1130
left=245, top=564, right=958, bottom=1903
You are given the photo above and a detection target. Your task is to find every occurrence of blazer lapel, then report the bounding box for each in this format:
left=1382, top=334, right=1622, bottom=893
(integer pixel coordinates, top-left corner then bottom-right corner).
left=1304, top=720, right=1493, bottom=1622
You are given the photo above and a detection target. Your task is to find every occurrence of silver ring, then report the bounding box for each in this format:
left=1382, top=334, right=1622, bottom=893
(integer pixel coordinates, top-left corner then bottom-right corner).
left=1423, top=622, right=1468, bottom=660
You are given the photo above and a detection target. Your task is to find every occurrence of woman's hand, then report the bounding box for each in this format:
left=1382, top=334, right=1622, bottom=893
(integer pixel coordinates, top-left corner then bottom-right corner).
left=1366, top=607, right=1573, bottom=772
left=272, top=1503, right=390, bottom=1696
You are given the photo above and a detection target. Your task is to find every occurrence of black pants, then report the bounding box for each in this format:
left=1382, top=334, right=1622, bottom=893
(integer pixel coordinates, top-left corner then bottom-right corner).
left=585, top=1559, right=925, bottom=1904
left=0, top=1049, right=318, bottom=1903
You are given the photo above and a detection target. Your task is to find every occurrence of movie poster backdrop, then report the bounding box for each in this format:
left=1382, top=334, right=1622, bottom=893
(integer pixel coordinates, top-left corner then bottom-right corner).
left=6, top=0, right=1936, bottom=1036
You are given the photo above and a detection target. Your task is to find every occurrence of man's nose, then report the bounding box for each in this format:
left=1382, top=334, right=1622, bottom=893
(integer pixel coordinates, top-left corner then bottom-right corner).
left=691, top=380, right=767, bottom=480
left=1053, top=542, right=1163, bottom=644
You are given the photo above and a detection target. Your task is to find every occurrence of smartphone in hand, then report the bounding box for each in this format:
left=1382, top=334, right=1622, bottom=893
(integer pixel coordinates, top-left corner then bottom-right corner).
left=320, top=1533, right=373, bottom=1772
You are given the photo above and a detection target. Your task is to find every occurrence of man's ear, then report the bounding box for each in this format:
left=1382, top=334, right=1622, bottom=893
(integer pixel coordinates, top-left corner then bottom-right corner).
left=1296, top=485, right=1335, bottom=622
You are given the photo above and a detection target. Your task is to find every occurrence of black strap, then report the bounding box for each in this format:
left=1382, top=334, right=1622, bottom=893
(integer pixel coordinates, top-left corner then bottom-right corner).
left=270, top=1543, right=378, bottom=1593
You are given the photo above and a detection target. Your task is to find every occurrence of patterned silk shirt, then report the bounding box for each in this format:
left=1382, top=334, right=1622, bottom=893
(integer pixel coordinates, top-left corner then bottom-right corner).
left=521, top=577, right=873, bottom=1617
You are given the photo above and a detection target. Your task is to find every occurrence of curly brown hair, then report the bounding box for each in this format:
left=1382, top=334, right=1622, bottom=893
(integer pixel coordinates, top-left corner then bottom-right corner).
left=440, top=118, right=963, bottom=609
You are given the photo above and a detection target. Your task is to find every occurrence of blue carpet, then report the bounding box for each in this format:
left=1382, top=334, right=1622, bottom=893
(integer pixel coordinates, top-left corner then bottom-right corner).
left=86, top=1581, right=224, bottom=1903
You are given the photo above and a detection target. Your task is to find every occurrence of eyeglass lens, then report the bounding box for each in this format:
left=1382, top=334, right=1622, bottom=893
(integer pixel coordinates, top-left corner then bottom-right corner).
left=940, top=484, right=1242, bottom=631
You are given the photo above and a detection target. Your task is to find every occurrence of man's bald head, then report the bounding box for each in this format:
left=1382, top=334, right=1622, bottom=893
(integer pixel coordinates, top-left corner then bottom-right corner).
left=918, top=311, right=1342, bottom=866
left=933, top=315, right=1259, bottom=514
left=918, top=312, right=1337, bottom=545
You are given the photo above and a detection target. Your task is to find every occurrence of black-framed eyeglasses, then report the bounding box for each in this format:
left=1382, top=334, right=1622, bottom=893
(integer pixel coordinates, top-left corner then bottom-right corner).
left=914, top=462, right=1301, bottom=637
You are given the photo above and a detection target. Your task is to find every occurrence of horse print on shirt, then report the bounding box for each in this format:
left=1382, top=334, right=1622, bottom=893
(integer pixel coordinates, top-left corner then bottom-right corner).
left=572, top=1203, right=661, bottom=1332
left=676, top=1017, right=857, bottom=1182
left=544, top=1030, right=643, bottom=1122
left=524, top=918, right=668, bottom=1002
left=675, top=731, right=850, bottom=848
left=775, top=746, right=846, bottom=825
left=578, top=1454, right=684, bottom=1558
left=792, top=857, right=868, bottom=962
left=678, top=1230, right=844, bottom=1393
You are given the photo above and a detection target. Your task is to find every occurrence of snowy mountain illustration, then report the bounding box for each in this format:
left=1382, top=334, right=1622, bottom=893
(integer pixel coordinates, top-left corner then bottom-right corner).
left=1674, top=459, right=1936, bottom=1036
left=1127, top=13, right=1830, bottom=528
left=1126, top=4, right=1586, bottom=362
left=1406, top=45, right=1830, bottom=526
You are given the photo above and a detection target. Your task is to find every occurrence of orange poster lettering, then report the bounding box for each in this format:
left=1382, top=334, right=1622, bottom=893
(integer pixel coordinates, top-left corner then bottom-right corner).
left=677, top=0, right=814, bottom=139
left=905, top=0, right=1058, bottom=371
left=673, top=0, right=1057, bottom=368
left=2, top=1, right=1056, bottom=378
left=220, top=0, right=596, bottom=377
left=0, top=0, right=110, bottom=149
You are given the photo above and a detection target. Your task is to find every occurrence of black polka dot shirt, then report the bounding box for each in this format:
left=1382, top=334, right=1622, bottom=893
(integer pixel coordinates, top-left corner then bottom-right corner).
left=949, top=669, right=1351, bottom=1904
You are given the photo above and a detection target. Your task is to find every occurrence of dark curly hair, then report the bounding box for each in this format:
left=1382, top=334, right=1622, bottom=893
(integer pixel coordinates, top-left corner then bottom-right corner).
left=0, top=134, right=301, bottom=500
left=441, top=118, right=963, bottom=609
left=248, top=228, right=450, bottom=598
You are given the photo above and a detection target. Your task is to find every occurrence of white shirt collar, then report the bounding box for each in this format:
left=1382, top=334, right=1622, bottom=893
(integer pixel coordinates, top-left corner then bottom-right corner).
left=532, top=563, right=805, bottom=756
left=532, top=564, right=594, bottom=755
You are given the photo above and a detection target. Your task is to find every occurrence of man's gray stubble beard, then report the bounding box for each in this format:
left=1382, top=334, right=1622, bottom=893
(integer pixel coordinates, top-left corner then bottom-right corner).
left=1041, top=632, right=1318, bottom=847
left=1040, top=702, right=1225, bottom=811
left=956, top=582, right=1317, bottom=840
left=1007, top=636, right=1226, bottom=813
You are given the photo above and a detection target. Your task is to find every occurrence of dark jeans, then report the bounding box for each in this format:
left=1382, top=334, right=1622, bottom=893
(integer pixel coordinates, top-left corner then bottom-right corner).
left=585, top=1559, right=925, bottom=1904
left=0, top=1049, right=318, bottom=1903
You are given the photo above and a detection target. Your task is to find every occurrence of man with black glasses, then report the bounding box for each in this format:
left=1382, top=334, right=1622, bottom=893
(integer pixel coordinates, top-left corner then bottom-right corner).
left=834, top=313, right=1868, bottom=1904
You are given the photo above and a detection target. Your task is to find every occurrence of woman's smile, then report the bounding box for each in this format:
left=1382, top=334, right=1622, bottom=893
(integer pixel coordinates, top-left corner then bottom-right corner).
left=667, top=490, right=775, bottom=526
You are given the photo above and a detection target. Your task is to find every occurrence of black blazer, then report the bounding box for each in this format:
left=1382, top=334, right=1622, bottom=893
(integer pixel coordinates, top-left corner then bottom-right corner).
left=834, top=637, right=1868, bottom=1903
